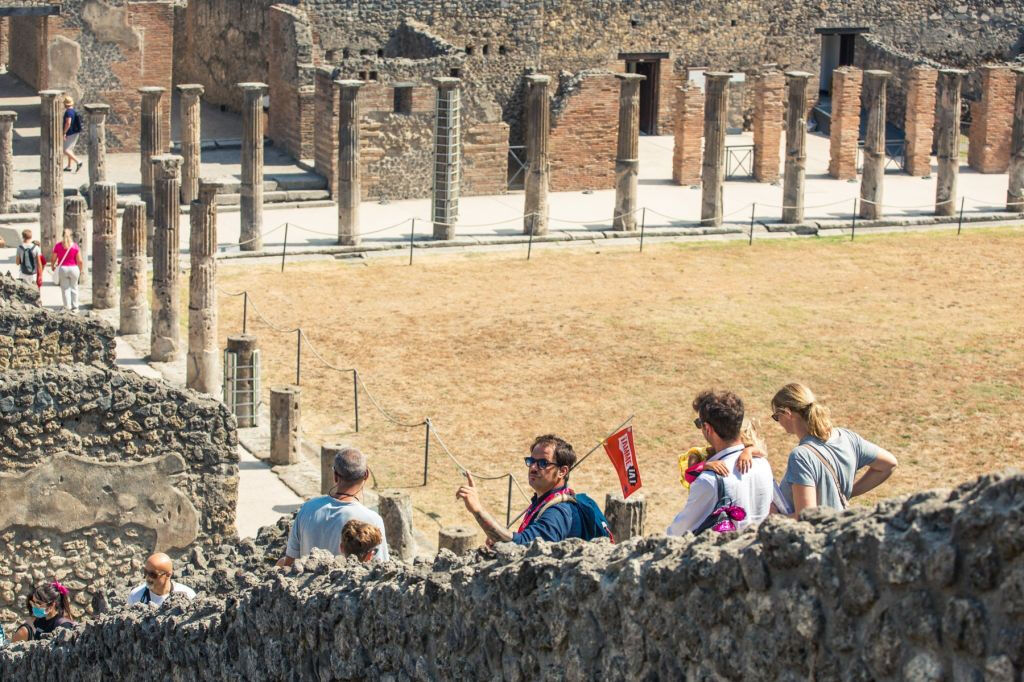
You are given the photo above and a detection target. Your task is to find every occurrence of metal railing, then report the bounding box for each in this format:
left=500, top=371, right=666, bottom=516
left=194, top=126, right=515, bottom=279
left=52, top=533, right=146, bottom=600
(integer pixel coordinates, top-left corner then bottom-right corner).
left=857, top=139, right=907, bottom=173
left=726, top=145, right=754, bottom=178
left=508, top=145, right=527, bottom=189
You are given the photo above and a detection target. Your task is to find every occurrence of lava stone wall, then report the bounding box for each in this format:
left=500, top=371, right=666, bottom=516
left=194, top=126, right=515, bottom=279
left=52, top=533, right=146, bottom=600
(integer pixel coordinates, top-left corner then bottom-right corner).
left=0, top=274, right=41, bottom=307
left=2, top=471, right=1022, bottom=681
left=854, top=35, right=943, bottom=141
left=0, top=300, right=116, bottom=371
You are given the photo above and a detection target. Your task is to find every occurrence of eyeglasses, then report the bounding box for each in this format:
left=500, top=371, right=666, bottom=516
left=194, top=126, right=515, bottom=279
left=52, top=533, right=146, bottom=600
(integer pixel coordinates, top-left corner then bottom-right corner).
left=524, top=457, right=559, bottom=470
left=143, top=569, right=168, bottom=580
left=693, top=417, right=704, bottom=429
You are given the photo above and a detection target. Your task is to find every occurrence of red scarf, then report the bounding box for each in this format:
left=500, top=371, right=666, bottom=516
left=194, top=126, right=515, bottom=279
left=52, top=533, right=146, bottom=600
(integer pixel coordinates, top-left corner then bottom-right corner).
left=517, top=486, right=575, bottom=533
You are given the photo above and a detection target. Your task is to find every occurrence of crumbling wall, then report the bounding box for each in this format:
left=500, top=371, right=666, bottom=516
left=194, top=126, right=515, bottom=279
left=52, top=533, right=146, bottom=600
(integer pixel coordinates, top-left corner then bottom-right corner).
left=0, top=274, right=41, bottom=307
left=0, top=298, right=116, bottom=370
left=0, top=364, right=238, bottom=625
left=5, top=466, right=1020, bottom=680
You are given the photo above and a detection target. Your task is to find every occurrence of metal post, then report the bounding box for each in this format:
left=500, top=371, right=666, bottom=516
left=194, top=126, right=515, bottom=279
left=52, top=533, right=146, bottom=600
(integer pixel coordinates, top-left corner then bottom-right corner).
left=957, top=197, right=965, bottom=235
left=506, top=474, right=513, bottom=526
left=408, top=218, right=415, bottom=266
left=281, top=222, right=289, bottom=272
left=423, top=419, right=431, bottom=486
left=639, top=207, right=647, bottom=252
left=527, top=227, right=534, bottom=260
left=353, top=369, right=360, bottom=432
left=851, top=199, right=857, bottom=241
left=296, top=328, right=302, bottom=385
left=242, top=291, right=248, bottom=334
left=749, top=203, right=756, bottom=246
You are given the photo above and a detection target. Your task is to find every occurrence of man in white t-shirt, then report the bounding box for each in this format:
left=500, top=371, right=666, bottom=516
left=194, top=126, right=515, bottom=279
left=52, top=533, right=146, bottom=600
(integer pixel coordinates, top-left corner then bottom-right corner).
left=127, top=552, right=196, bottom=607
left=667, top=390, right=774, bottom=535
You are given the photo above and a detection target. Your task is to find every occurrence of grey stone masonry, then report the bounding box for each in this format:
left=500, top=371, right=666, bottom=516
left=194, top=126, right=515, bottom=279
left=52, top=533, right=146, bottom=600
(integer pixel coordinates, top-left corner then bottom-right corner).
left=438, top=526, right=477, bottom=556
left=90, top=182, right=118, bottom=310
left=613, top=73, right=644, bottom=232
left=700, top=74, right=730, bottom=227
left=859, top=70, right=891, bottom=220
left=83, top=103, right=109, bottom=188
left=781, top=71, right=811, bottom=224
left=1006, top=69, right=1024, bottom=212
left=604, top=493, right=646, bottom=541
left=321, top=444, right=345, bottom=495
left=523, top=74, right=551, bottom=236
left=64, top=195, right=89, bottom=287
left=936, top=69, right=968, bottom=217
left=269, top=385, right=300, bottom=465
left=119, top=201, right=148, bottom=335
left=150, top=154, right=183, bottom=362
left=239, top=83, right=268, bottom=251
left=139, top=87, right=167, bottom=226
left=177, top=85, right=205, bottom=206
left=39, top=90, right=64, bottom=257
left=0, top=111, right=15, bottom=214
left=336, top=80, right=362, bottom=246
left=432, top=77, right=461, bottom=240
left=187, top=179, right=225, bottom=396
left=378, top=490, right=415, bottom=561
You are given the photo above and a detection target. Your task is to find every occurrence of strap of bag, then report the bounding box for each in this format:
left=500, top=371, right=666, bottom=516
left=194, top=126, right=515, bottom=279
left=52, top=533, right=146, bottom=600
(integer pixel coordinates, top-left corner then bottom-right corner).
left=141, top=587, right=151, bottom=604
left=803, top=440, right=849, bottom=509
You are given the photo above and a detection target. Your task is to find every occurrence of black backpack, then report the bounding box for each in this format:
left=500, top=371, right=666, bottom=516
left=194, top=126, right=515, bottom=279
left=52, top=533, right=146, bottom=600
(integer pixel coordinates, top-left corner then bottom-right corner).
left=19, top=245, right=38, bottom=275
left=68, top=109, right=82, bottom=135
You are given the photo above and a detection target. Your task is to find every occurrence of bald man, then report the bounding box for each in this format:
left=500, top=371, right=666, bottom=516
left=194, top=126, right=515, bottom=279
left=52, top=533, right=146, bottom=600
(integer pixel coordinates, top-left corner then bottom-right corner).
left=127, top=553, right=196, bottom=607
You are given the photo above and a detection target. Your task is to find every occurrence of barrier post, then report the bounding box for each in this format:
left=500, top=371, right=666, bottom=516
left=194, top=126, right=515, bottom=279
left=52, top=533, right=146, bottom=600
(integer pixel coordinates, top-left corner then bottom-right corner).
left=639, top=207, right=647, bottom=252
left=242, top=291, right=248, bottom=334
left=957, top=197, right=965, bottom=236
left=408, top=217, right=415, bottom=265
left=749, top=203, right=756, bottom=245
left=527, top=226, right=534, bottom=260
left=353, top=369, right=360, bottom=432
left=423, top=419, right=431, bottom=486
left=506, top=474, right=513, bottom=526
left=295, top=328, right=302, bottom=385
left=851, top=199, right=857, bottom=241
left=281, top=222, right=289, bottom=272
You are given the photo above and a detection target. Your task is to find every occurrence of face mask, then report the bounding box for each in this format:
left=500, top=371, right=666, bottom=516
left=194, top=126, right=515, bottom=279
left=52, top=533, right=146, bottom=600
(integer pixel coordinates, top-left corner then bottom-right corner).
left=31, top=606, right=47, bottom=618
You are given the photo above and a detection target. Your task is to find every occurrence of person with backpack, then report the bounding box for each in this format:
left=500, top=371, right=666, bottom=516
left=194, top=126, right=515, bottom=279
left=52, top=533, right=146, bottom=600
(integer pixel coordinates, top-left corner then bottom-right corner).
left=62, top=96, right=83, bottom=173
left=457, top=434, right=612, bottom=546
left=126, top=553, right=196, bottom=607
left=14, top=229, right=42, bottom=287
left=9, top=581, right=76, bottom=642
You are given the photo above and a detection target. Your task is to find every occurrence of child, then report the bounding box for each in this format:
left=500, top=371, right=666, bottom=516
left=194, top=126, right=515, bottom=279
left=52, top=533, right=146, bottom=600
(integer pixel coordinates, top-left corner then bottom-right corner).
left=680, top=417, right=766, bottom=488
left=340, top=519, right=382, bottom=563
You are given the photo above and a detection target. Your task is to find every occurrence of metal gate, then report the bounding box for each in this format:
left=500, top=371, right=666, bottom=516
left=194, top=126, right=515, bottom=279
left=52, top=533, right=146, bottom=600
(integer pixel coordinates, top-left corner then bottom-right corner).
left=223, top=348, right=261, bottom=427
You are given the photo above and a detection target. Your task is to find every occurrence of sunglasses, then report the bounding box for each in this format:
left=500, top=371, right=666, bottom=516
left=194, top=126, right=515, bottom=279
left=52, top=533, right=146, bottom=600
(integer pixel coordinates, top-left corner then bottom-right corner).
left=771, top=409, right=787, bottom=422
left=693, top=417, right=704, bottom=429
left=143, top=569, right=168, bottom=580
left=524, top=457, right=559, bottom=470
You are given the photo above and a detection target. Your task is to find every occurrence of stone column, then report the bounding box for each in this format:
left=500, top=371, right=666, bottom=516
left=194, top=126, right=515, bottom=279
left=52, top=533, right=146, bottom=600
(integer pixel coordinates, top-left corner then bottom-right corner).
left=83, top=103, right=109, bottom=188
left=700, top=73, right=731, bottom=227
left=119, top=201, right=148, bottom=335
left=935, top=69, right=967, bottom=217
left=187, top=179, right=224, bottom=395
left=523, top=74, right=551, bottom=236
left=139, top=87, right=166, bottom=225
left=226, top=335, right=259, bottom=428
left=752, top=70, right=784, bottom=183
left=604, top=493, right=647, bottom=541
left=859, top=70, right=891, bottom=220
left=378, top=490, right=415, bottom=561
left=782, top=71, right=811, bottom=224
left=672, top=82, right=704, bottom=186
left=903, top=67, right=938, bottom=177
left=968, top=65, right=1015, bottom=173
left=1006, top=69, right=1024, bottom=212
left=91, top=182, right=118, bottom=309
left=438, top=527, right=476, bottom=556
left=269, top=386, right=300, bottom=465
left=612, top=73, right=644, bottom=232
left=177, top=84, right=204, bottom=205
left=336, top=80, right=362, bottom=246
left=39, top=90, right=64, bottom=257
left=64, top=196, right=88, bottom=286
left=320, top=444, right=346, bottom=495
left=431, top=77, right=461, bottom=240
left=239, top=82, right=267, bottom=251
left=150, top=154, right=183, bottom=362
left=0, top=110, right=15, bottom=214
left=828, top=67, right=863, bottom=180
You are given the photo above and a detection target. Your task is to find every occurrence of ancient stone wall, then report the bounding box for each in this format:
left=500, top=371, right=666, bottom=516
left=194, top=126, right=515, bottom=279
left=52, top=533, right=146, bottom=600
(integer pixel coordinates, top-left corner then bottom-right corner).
left=549, top=71, right=618, bottom=192
left=2, top=470, right=1023, bottom=680
left=0, top=298, right=116, bottom=371
left=0, top=274, right=41, bottom=307
left=854, top=35, right=944, bottom=140
left=968, top=66, right=1017, bottom=173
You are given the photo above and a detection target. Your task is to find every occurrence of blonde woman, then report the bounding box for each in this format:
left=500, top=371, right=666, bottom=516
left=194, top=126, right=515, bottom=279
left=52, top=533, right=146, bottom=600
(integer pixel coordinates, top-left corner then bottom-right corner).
left=771, top=382, right=897, bottom=516
left=50, top=228, right=84, bottom=311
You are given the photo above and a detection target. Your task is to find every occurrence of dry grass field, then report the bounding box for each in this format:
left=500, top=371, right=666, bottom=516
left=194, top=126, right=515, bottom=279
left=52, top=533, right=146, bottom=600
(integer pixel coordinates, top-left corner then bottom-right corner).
left=212, top=227, right=1024, bottom=538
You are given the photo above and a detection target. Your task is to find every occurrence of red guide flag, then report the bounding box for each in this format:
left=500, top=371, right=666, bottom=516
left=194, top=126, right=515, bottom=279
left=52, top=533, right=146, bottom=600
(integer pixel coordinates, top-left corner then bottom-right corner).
left=603, top=425, right=642, bottom=498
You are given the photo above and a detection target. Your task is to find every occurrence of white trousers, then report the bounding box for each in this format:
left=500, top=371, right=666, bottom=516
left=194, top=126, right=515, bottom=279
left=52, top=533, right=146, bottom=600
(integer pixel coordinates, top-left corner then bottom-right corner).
left=58, top=265, right=80, bottom=310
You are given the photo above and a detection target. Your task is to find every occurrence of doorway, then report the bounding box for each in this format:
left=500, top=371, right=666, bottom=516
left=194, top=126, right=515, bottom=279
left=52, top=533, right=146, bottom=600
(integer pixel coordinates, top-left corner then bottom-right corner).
left=621, top=52, right=668, bottom=135
left=816, top=27, right=869, bottom=96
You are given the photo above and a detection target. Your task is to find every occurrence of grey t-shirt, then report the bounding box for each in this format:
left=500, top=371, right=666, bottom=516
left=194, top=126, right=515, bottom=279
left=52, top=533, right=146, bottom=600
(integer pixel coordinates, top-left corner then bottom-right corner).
left=780, top=428, right=880, bottom=511
left=285, top=496, right=390, bottom=561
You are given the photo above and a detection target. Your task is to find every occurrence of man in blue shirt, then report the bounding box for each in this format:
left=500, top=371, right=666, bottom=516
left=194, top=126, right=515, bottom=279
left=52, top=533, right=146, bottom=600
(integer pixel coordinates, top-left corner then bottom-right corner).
left=456, top=434, right=583, bottom=546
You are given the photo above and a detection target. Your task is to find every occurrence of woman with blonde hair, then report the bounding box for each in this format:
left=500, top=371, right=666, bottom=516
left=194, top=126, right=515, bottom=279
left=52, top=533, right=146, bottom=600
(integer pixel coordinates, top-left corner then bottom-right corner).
left=771, top=382, right=897, bottom=516
left=50, top=227, right=84, bottom=311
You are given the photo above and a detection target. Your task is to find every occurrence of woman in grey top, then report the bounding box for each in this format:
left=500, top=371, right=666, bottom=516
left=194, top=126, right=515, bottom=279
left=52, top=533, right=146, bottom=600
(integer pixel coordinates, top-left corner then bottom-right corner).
left=771, top=382, right=898, bottom=516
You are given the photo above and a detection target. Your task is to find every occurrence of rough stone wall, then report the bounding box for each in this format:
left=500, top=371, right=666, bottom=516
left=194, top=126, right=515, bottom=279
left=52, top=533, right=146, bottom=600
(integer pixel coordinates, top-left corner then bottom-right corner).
left=904, top=66, right=939, bottom=177
left=672, top=81, right=703, bottom=186
left=7, top=14, right=44, bottom=88
left=0, top=274, right=41, bottom=307
left=829, top=66, right=863, bottom=180
left=0, top=364, right=238, bottom=626
left=0, top=299, right=116, bottom=371
left=548, top=71, right=618, bottom=193
left=753, top=71, right=785, bottom=183
left=968, top=65, right=1016, bottom=173
left=854, top=34, right=944, bottom=140
left=3, top=470, right=1024, bottom=681
left=0, top=17, right=8, bottom=71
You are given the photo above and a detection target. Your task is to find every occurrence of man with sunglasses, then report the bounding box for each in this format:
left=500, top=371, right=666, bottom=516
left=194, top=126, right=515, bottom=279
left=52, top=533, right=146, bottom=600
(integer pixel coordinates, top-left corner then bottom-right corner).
left=126, top=553, right=196, bottom=607
left=456, top=434, right=584, bottom=546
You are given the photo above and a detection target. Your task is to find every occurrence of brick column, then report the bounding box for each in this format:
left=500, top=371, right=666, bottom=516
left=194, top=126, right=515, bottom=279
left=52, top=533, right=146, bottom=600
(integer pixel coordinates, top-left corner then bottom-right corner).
left=177, top=84, right=204, bottom=205
left=83, top=103, right=108, bottom=188
left=150, top=154, right=183, bottom=362
left=859, top=70, right=891, bottom=220
left=119, top=201, right=148, bottom=335
left=39, top=90, right=64, bottom=257
left=968, top=65, right=1015, bottom=173
left=187, top=179, right=224, bottom=395
left=139, top=87, right=166, bottom=224
left=782, top=71, right=811, bottom=224
left=935, top=69, right=967, bottom=217
left=0, top=110, right=14, bottom=213
left=1006, top=69, right=1024, bottom=212
left=828, top=67, right=862, bottom=181
left=672, top=82, right=703, bottom=186
left=90, top=182, right=118, bottom=309
left=752, top=70, right=784, bottom=183
left=904, top=67, right=938, bottom=177
left=239, top=82, right=267, bottom=251
left=337, top=80, right=362, bottom=246
left=613, top=73, right=644, bottom=232
left=432, top=77, right=461, bottom=240
left=700, top=73, right=730, bottom=227
left=65, top=195, right=89, bottom=287
left=523, top=74, right=551, bottom=236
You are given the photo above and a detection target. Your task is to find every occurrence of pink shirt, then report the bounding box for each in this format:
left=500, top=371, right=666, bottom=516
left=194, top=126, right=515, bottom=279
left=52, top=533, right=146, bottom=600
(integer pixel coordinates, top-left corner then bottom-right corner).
left=53, top=242, right=79, bottom=267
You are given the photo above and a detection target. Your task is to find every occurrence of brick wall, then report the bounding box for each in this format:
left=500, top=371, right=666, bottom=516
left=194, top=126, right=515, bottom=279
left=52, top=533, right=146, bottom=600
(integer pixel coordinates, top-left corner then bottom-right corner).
left=752, top=71, right=784, bottom=183
left=657, top=60, right=680, bottom=137
left=904, top=66, right=938, bottom=177
left=968, top=65, right=1015, bottom=173
left=828, top=67, right=863, bottom=181
left=313, top=68, right=339, bottom=197
left=267, top=5, right=316, bottom=160
left=549, top=72, right=617, bottom=192
left=462, top=121, right=509, bottom=196
left=672, top=81, right=703, bottom=186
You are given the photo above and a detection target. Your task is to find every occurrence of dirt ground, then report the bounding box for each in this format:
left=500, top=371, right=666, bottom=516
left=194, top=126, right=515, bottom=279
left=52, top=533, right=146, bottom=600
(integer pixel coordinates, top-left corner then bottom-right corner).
left=213, top=227, right=1024, bottom=540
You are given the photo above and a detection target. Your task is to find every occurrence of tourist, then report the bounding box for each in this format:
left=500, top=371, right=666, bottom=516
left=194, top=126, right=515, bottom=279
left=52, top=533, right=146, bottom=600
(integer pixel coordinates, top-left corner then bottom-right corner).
left=340, top=519, right=383, bottom=562
left=127, top=553, right=196, bottom=607
left=62, top=96, right=83, bottom=173
left=456, top=434, right=610, bottom=545
left=277, top=447, right=390, bottom=565
left=50, top=228, right=83, bottom=311
left=771, top=382, right=898, bottom=516
left=667, top=391, right=774, bottom=535
left=679, top=416, right=766, bottom=487
left=14, top=229, right=43, bottom=287
left=9, top=581, right=76, bottom=642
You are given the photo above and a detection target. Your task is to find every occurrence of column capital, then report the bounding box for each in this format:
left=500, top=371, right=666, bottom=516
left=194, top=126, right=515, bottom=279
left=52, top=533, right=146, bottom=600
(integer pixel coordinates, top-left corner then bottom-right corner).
left=431, top=76, right=461, bottom=89
left=39, top=89, right=64, bottom=99
left=784, top=70, right=813, bottom=81
left=138, top=86, right=166, bottom=96
left=335, top=79, right=364, bottom=90
left=703, top=72, right=732, bottom=81
left=238, top=82, right=268, bottom=94
left=863, top=70, right=892, bottom=81
left=198, top=178, right=230, bottom=199
left=82, top=103, right=110, bottom=114
left=151, top=154, right=184, bottom=178
left=939, top=68, right=969, bottom=77
left=525, top=74, right=552, bottom=86
left=615, top=73, right=646, bottom=83
left=0, top=110, right=17, bottom=123
left=177, top=84, right=206, bottom=97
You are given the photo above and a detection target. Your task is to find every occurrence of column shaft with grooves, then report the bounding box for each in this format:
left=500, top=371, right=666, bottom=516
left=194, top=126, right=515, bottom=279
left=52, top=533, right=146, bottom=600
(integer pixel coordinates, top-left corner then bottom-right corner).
left=431, top=77, right=461, bottom=240
left=90, top=182, right=118, bottom=309
left=859, top=70, right=891, bottom=220
left=187, top=180, right=223, bottom=395
left=935, top=69, right=967, bottom=217
left=120, top=201, right=148, bottom=335
left=700, top=74, right=730, bottom=227
left=83, top=103, right=109, bottom=188
left=177, top=85, right=205, bottom=205
left=64, top=196, right=89, bottom=286
left=150, top=154, right=183, bottom=361
left=39, top=90, right=64, bottom=257
left=139, top=87, right=166, bottom=223
left=239, top=83, right=267, bottom=251
left=337, top=80, right=362, bottom=246
left=1006, top=70, right=1024, bottom=212
left=613, top=73, right=644, bottom=232
left=523, top=74, right=551, bottom=236
left=782, top=72, right=811, bottom=224
left=0, top=111, right=16, bottom=213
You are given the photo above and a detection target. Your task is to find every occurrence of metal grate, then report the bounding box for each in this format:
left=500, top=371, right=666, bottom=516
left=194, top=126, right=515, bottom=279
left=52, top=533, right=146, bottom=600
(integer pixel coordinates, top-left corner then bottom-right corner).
left=223, top=348, right=261, bottom=427
left=432, top=88, right=461, bottom=227
left=856, top=139, right=907, bottom=173
left=725, top=145, right=754, bottom=178
left=508, top=145, right=527, bottom=189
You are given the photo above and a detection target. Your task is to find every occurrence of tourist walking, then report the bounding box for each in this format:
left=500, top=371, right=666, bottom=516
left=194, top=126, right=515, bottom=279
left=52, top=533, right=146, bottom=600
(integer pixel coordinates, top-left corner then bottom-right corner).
left=14, top=229, right=43, bottom=287
left=771, top=382, right=898, bottom=516
left=62, top=96, right=83, bottom=173
left=50, top=228, right=83, bottom=311
left=127, top=553, right=196, bottom=607
left=9, top=581, right=76, bottom=642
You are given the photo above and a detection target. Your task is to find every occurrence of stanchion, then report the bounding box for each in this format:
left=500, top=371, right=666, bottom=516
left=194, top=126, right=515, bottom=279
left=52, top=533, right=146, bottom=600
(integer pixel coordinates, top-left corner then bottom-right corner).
left=242, top=291, right=248, bottom=334
left=408, top=218, right=415, bottom=265
left=423, top=419, right=431, bottom=486
left=527, top=226, right=534, bottom=260
left=639, top=207, right=647, bottom=253
left=281, top=222, right=289, bottom=272
left=352, top=369, right=360, bottom=432
left=957, top=197, right=965, bottom=236
left=851, top=199, right=858, bottom=241
left=295, top=328, right=302, bottom=385
left=749, top=203, right=756, bottom=246
left=506, top=474, right=513, bottom=526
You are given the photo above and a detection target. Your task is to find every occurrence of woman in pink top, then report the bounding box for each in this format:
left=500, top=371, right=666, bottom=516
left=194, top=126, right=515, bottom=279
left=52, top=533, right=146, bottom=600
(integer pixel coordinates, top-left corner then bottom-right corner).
left=51, top=228, right=84, bottom=311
